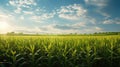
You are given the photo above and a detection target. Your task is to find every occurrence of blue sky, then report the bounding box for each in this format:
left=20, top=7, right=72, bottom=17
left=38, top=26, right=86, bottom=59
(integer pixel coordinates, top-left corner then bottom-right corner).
left=0, top=0, right=120, bottom=34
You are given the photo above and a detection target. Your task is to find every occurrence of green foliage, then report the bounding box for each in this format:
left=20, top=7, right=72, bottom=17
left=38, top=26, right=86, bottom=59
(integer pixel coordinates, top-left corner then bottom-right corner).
left=0, top=35, right=120, bottom=67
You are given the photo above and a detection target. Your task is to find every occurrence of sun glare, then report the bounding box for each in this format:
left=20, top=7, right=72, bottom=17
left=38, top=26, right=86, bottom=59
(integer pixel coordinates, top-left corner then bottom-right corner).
left=0, top=21, right=10, bottom=33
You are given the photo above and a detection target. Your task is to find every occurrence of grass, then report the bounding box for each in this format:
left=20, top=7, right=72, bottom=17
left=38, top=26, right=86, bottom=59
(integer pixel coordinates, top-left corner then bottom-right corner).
left=0, top=35, right=120, bottom=67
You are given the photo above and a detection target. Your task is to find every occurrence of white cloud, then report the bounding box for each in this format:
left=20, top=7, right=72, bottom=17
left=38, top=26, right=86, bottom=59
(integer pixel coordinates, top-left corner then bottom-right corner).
left=13, top=26, right=42, bottom=34
left=47, top=25, right=103, bottom=34
left=58, top=14, right=78, bottom=20
left=63, top=22, right=86, bottom=28
left=50, top=22, right=103, bottom=34
left=83, top=26, right=103, bottom=33
left=31, top=13, right=55, bottom=22
left=53, top=22, right=86, bottom=30
left=14, top=7, right=22, bottom=13
left=72, top=22, right=86, bottom=28
left=23, top=11, right=33, bottom=15
left=57, top=4, right=87, bottom=20
left=0, top=12, right=14, bottom=22
left=9, top=0, right=15, bottom=6
left=13, top=24, right=64, bottom=34
left=9, top=0, right=36, bottom=7
left=9, top=0, right=37, bottom=14
left=103, top=18, right=120, bottom=24
left=39, top=24, right=80, bottom=34
left=103, top=19, right=113, bottom=24
left=95, top=27, right=102, bottom=31
left=8, top=0, right=54, bottom=23
left=20, top=16, right=24, bottom=20
left=85, top=0, right=108, bottom=7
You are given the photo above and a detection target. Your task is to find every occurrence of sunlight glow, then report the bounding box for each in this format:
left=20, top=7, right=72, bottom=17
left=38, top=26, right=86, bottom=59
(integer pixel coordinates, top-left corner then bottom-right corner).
left=0, top=21, right=10, bottom=33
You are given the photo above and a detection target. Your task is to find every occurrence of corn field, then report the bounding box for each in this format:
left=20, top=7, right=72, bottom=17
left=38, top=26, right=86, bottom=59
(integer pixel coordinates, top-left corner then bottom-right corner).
left=0, top=35, right=120, bottom=67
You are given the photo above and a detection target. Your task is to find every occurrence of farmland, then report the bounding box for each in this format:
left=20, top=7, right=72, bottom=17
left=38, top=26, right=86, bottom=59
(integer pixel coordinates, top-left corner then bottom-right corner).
left=0, top=35, right=120, bottom=67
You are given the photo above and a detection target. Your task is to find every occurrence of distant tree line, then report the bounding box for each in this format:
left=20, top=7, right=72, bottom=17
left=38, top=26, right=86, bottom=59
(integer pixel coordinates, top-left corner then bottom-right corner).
left=6, top=32, right=23, bottom=35
left=4, top=32, right=120, bottom=36
left=93, top=32, right=120, bottom=35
